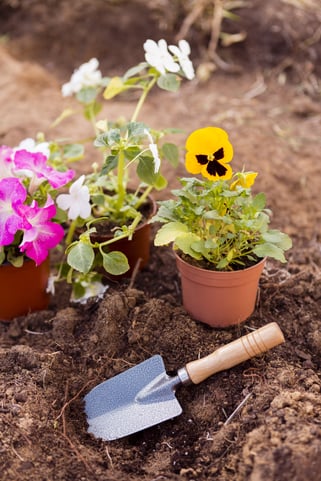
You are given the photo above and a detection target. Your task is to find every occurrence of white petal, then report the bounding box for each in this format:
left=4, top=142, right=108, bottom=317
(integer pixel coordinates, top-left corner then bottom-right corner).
left=71, top=281, right=108, bottom=304
left=62, top=82, right=73, bottom=97
left=79, top=201, right=91, bottom=219
left=143, top=39, right=159, bottom=55
left=149, top=143, right=161, bottom=173
left=18, top=138, right=36, bottom=150
left=69, top=174, right=85, bottom=193
left=178, top=39, right=191, bottom=55
left=68, top=203, right=81, bottom=220
left=56, top=193, right=72, bottom=210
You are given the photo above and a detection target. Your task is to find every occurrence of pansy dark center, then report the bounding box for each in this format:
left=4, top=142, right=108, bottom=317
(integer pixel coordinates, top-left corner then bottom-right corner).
left=195, top=147, right=227, bottom=177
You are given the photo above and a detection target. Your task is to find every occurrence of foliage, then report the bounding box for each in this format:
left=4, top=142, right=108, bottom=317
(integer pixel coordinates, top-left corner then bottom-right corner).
left=51, top=38, right=195, bottom=301
left=152, top=127, right=292, bottom=270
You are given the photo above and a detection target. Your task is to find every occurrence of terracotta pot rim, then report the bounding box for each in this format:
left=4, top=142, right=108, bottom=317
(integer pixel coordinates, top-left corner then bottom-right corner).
left=0, top=256, right=49, bottom=270
left=174, top=251, right=266, bottom=275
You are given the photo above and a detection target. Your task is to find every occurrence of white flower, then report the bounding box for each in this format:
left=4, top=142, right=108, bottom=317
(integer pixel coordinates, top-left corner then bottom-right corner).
left=56, top=174, right=91, bottom=220
left=169, top=40, right=195, bottom=80
left=143, top=39, right=180, bottom=76
left=71, top=281, right=108, bottom=304
left=16, top=138, right=51, bottom=158
left=61, top=58, right=102, bottom=97
left=144, top=129, right=161, bottom=173
left=46, top=275, right=56, bottom=295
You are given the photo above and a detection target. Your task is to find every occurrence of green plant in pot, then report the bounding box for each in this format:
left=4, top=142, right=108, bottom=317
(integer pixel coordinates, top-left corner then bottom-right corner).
left=151, top=126, right=292, bottom=327
left=52, top=39, right=195, bottom=302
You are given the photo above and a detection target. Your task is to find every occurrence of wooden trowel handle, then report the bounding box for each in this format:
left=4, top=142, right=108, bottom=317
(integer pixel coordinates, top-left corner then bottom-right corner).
left=185, top=322, right=284, bottom=384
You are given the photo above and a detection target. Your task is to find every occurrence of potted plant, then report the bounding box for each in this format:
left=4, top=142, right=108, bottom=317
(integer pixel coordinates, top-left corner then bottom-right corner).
left=151, top=126, right=292, bottom=327
left=0, top=140, right=75, bottom=320
left=51, top=39, right=195, bottom=302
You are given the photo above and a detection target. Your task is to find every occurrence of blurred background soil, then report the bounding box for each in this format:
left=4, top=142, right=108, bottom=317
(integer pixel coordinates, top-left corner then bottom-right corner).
left=0, top=1, right=321, bottom=480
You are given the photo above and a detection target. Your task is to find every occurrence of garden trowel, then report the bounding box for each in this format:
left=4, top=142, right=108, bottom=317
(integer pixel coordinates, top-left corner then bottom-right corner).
left=85, top=322, right=284, bottom=441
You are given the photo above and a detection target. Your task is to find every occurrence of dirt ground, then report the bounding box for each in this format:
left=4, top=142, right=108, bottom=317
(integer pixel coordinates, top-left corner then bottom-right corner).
left=1, top=2, right=321, bottom=480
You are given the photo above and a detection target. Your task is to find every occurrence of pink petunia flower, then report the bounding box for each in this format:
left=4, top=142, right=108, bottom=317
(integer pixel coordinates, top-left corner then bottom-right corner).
left=13, top=149, right=75, bottom=192
left=0, top=178, right=27, bottom=246
left=18, top=196, right=65, bottom=265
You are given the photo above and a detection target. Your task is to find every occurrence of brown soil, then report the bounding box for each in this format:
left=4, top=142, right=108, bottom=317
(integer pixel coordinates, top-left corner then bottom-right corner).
left=1, top=2, right=321, bottom=480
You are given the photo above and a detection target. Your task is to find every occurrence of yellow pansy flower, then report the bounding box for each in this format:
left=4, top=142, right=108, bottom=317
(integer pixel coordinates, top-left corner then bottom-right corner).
left=185, top=127, right=234, bottom=181
left=230, top=171, right=258, bottom=190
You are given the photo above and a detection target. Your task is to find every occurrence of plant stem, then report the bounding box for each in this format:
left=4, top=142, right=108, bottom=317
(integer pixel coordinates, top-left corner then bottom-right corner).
left=65, top=219, right=78, bottom=246
left=98, top=213, right=142, bottom=247
left=131, top=77, right=157, bottom=122
left=88, top=103, right=99, bottom=135
left=135, top=184, right=153, bottom=209
left=116, top=149, right=126, bottom=209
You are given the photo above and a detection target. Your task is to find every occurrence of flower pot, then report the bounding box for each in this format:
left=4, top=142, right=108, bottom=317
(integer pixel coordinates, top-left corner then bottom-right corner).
left=0, top=257, right=50, bottom=322
left=91, top=195, right=157, bottom=279
left=175, top=253, right=266, bottom=328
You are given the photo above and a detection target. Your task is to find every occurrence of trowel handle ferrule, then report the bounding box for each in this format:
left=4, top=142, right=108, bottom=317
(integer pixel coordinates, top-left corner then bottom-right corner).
left=185, top=322, right=284, bottom=385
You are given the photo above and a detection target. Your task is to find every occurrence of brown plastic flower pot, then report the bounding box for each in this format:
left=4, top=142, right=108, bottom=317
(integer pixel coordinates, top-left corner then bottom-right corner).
left=175, top=253, right=266, bottom=328
left=90, top=195, right=157, bottom=279
left=0, top=257, right=50, bottom=322
left=102, top=219, right=153, bottom=277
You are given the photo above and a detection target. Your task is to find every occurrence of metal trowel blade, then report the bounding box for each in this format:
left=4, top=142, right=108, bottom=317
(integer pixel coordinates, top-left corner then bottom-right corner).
left=84, top=355, right=182, bottom=441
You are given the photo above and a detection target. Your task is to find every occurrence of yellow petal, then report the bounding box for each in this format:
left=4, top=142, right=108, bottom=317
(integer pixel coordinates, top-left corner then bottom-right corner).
left=243, top=172, right=258, bottom=188
left=186, top=126, right=232, bottom=158
left=230, top=171, right=258, bottom=190
left=185, top=152, right=203, bottom=175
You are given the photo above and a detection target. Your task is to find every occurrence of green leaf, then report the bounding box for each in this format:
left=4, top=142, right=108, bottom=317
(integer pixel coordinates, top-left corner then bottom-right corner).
left=154, top=222, right=188, bottom=246
left=102, top=154, right=118, bottom=174
left=67, top=243, right=95, bottom=273
left=63, top=143, right=84, bottom=162
left=204, top=238, right=218, bottom=249
left=253, top=192, right=266, bottom=210
left=262, top=230, right=292, bottom=250
left=136, top=152, right=168, bottom=190
left=157, top=73, right=180, bottom=92
left=102, top=250, right=129, bottom=275
left=253, top=243, right=287, bottom=263
left=83, top=100, right=102, bottom=120
left=94, top=129, right=121, bottom=148
left=91, top=193, right=106, bottom=206
left=0, top=247, right=5, bottom=265
left=175, top=233, right=203, bottom=260
left=7, top=253, right=24, bottom=267
left=103, top=77, right=125, bottom=99
left=72, top=281, right=86, bottom=300
left=76, top=87, right=98, bottom=104
left=137, top=156, right=158, bottom=185
left=123, top=62, right=148, bottom=80
left=127, top=121, right=145, bottom=140
left=161, top=142, right=179, bottom=167
left=203, top=210, right=222, bottom=220
left=216, top=257, right=230, bottom=269
left=153, top=174, right=167, bottom=191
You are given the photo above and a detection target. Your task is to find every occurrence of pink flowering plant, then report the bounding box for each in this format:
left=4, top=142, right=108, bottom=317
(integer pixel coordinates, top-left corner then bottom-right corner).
left=52, top=39, right=195, bottom=300
left=0, top=140, right=74, bottom=267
